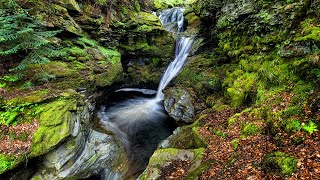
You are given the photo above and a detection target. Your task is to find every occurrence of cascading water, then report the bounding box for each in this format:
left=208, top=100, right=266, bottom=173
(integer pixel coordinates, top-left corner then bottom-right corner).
left=159, top=7, right=185, bottom=32
left=155, top=37, right=193, bottom=100
left=98, top=7, right=194, bottom=179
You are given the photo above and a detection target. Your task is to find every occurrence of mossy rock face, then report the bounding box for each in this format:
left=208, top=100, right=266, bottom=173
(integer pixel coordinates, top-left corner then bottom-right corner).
left=262, top=152, right=298, bottom=177
left=59, top=0, right=81, bottom=12
left=184, top=12, right=201, bottom=35
left=31, top=2, right=83, bottom=35
left=174, top=53, right=223, bottom=100
left=160, top=125, right=207, bottom=149
left=153, top=0, right=196, bottom=10
left=225, top=72, right=257, bottom=107
left=121, top=30, right=175, bottom=85
left=30, top=97, right=82, bottom=157
left=138, top=148, right=205, bottom=180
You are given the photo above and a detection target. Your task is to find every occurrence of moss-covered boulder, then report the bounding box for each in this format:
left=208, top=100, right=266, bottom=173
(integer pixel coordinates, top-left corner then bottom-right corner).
left=30, top=96, right=83, bottom=157
left=160, top=124, right=207, bottom=149
left=138, top=148, right=205, bottom=180
left=262, top=152, right=298, bottom=177
left=184, top=10, right=201, bottom=35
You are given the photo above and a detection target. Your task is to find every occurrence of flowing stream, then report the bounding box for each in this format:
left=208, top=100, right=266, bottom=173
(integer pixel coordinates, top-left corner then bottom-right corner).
left=98, top=7, right=194, bottom=179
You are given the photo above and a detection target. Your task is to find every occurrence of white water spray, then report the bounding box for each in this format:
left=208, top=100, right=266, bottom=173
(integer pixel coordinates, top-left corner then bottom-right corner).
left=155, top=37, right=193, bottom=100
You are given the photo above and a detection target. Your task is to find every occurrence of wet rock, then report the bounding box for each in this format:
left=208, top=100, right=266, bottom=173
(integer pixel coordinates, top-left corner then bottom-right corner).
left=31, top=130, right=127, bottom=180
left=219, top=0, right=258, bottom=23
left=279, top=43, right=312, bottom=58
left=164, top=88, right=195, bottom=123
left=28, top=94, right=128, bottom=180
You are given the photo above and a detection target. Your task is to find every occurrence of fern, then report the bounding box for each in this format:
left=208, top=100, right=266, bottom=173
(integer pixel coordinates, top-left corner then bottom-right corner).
left=0, top=0, right=64, bottom=74
left=302, top=121, right=318, bottom=134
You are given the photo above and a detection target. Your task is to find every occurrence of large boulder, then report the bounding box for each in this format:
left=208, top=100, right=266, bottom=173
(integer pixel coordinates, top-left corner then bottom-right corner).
left=164, top=88, right=195, bottom=123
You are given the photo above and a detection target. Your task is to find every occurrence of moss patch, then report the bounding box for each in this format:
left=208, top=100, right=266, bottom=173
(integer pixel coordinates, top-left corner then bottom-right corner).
left=262, top=152, right=298, bottom=176
left=29, top=98, right=78, bottom=157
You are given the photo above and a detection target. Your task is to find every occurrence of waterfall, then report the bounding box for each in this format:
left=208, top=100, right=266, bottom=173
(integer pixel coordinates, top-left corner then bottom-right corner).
left=98, top=7, right=193, bottom=179
left=159, top=7, right=185, bottom=32
left=156, top=8, right=194, bottom=100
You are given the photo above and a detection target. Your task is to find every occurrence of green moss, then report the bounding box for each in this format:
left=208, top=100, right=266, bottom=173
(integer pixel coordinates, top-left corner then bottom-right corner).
left=242, top=122, right=260, bottom=137
left=121, top=42, right=158, bottom=53
left=41, top=61, right=76, bottom=78
left=149, top=148, right=180, bottom=165
left=129, top=12, right=161, bottom=28
left=65, top=46, right=88, bottom=59
left=30, top=98, right=78, bottom=157
left=226, top=72, right=257, bottom=107
left=94, top=0, right=108, bottom=6
left=0, top=154, right=16, bottom=174
left=213, top=130, right=227, bottom=138
left=167, top=125, right=207, bottom=149
left=295, top=18, right=320, bottom=42
left=153, top=0, right=196, bottom=9
left=230, top=139, right=240, bottom=150
left=263, top=152, right=298, bottom=176
left=216, top=16, right=230, bottom=29
left=185, top=160, right=215, bottom=180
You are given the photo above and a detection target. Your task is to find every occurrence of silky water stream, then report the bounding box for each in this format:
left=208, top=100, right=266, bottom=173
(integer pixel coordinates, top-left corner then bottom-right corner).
left=97, top=8, right=194, bottom=179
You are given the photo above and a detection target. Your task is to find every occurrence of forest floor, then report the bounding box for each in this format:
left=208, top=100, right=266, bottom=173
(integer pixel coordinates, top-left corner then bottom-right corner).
left=158, top=92, right=320, bottom=179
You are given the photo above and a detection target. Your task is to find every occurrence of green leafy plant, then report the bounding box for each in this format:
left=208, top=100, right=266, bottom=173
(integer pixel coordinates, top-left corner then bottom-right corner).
left=0, top=0, right=64, bottom=75
left=302, top=121, right=318, bottom=134
left=0, top=102, right=36, bottom=125
left=0, top=154, right=16, bottom=174
left=0, top=75, right=19, bottom=82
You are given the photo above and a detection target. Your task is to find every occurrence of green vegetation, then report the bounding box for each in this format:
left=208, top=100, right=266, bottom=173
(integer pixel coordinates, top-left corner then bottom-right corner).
left=0, top=102, right=39, bottom=125
left=230, top=139, right=239, bottom=150
left=0, top=154, right=16, bottom=174
left=242, top=122, right=260, bottom=137
left=30, top=99, right=77, bottom=157
left=0, top=0, right=63, bottom=72
left=153, top=0, right=196, bottom=9
left=263, top=152, right=298, bottom=176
